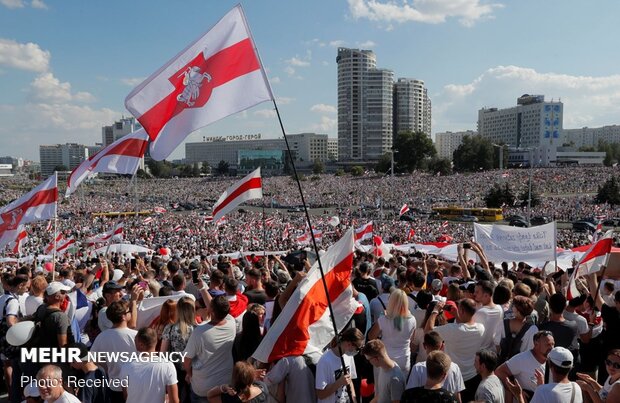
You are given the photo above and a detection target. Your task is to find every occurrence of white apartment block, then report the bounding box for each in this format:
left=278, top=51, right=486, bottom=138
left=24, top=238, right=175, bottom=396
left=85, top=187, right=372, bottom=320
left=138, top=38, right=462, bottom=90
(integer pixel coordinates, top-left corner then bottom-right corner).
left=102, top=117, right=141, bottom=147
left=327, top=138, right=338, bottom=161
left=287, top=133, right=332, bottom=164
left=39, top=143, right=89, bottom=178
left=562, top=125, right=620, bottom=148
left=394, top=78, right=431, bottom=137
left=435, top=130, right=476, bottom=160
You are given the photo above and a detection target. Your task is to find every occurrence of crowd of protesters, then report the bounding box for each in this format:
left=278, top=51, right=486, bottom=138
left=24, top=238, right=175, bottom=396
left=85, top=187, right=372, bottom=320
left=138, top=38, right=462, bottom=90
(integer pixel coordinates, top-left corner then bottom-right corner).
left=1, top=167, right=620, bottom=402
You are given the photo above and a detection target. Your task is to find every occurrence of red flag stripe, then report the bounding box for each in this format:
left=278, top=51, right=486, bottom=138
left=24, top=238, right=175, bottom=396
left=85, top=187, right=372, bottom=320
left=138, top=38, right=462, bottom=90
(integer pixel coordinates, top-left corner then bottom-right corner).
left=581, top=238, right=613, bottom=263
left=267, top=252, right=353, bottom=361
left=138, top=38, right=261, bottom=140
left=212, top=177, right=262, bottom=218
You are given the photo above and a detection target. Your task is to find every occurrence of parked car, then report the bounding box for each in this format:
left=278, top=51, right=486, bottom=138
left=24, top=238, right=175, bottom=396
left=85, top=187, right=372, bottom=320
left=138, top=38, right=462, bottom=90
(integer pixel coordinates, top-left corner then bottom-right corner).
left=509, top=218, right=530, bottom=228
left=399, top=214, right=415, bottom=222
left=572, top=220, right=597, bottom=232
left=530, top=216, right=551, bottom=226
left=458, top=215, right=479, bottom=222
left=603, top=219, right=617, bottom=227
left=506, top=214, right=527, bottom=222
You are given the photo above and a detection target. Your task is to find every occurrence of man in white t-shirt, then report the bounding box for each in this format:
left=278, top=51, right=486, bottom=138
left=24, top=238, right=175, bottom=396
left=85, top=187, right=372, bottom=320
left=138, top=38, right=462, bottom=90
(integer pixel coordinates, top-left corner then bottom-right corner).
left=506, top=347, right=583, bottom=403
left=36, top=365, right=81, bottom=403
left=496, top=330, right=555, bottom=402
left=473, top=280, right=504, bottom=350
left=407, top=331, right=465, bottom=400
left=316, top=328, right=364, bottom=403
left=426, top=298, right=484, bottom=402
left=183, top=295, right=236, bottom=402
left=120, top=328, right=179, bottom=403
left=265, top=355, right=317, bottom=403
left=90, top=300, right=138, bottom=402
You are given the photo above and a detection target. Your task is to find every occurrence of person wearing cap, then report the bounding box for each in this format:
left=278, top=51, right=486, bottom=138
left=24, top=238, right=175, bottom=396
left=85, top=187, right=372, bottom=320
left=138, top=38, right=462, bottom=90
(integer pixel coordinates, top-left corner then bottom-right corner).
left=23, top=379, right=42, bottom=403
left=430, top=279, right=446, bottom=302
left=425, top=298, right=484, bottom=402
left=68, top=342, right=111, bottom=403
left=32, top=282, right=73, bottom=349
left=507, top=347, right=583, bottom=403
left=473, top=280, right=504, bottom=351
left=496, top=330, right=556, bottom=401
left=98, top=281, right=124, bottom=332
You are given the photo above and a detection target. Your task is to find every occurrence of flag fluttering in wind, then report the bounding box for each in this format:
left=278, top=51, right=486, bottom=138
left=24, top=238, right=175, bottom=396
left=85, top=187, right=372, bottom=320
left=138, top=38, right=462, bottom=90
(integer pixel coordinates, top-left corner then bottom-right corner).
left=354, top=221, right=373, bottom=242
left=252, top=228, right=357, bottom=363
left=0, top=173, right=58, bottom=250
left=407, top=228, right=416, bottom=241
left=399, top=204, right=410, bottom=217
left=86, top=223, right=124, bottom=245
left=143, top=216, right=154, bottom=224
left=45, top=233, right=63, bottom=254
left=124, top=5, right=273, bottom=161
left=153, top=207, right=167, bottom=214
left=66, top=129, right=149, bottom=197
left=7, top=226, right=28, bottom=254
left=55, top=237, right=76, bottom=256
left=212, top=167, right=262, bottom=222
left=567, top=231, right=613, bottom=300
left=373, top=235, right=391, bottom=258
left=327, top=216, right=340, bottom=227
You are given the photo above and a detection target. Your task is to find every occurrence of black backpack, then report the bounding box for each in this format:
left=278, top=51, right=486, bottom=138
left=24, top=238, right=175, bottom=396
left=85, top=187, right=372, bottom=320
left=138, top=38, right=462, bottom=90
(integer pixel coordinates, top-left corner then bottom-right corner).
left=0, top=296, right=22, bottom=359
left=499, top=319, right=532, bottom=363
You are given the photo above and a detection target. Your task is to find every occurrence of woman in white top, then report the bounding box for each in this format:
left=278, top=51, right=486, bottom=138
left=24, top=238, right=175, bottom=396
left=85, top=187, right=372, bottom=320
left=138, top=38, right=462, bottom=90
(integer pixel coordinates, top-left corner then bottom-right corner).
left=577, top=349, right=620, bottom=402
left=368, top=289, right=416, bottom=373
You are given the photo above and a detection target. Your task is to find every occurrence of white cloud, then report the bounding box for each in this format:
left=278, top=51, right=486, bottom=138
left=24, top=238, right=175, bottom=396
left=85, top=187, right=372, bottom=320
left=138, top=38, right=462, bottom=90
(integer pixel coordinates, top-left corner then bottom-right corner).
left=120, top=77, right=145, bottom=87
left=286, top=57, right=310, bottom=67
left=0, top=0, right=24, bottom=8
left=310, top=104, right=337, bottom=114
left=329, top=40, right=347, bottom=48
left=434, top=65, right=620, bottom=133
left=31, top=0, right=47, bottom=9
left=348, top=0, right=503, bottom=27
left=277, top=97, right=295, bottom=105
left=29, top=73, right=95, bottom=104
left=0, top=39, right=50, bottom=72
left=310, top=116, right=337, bottom=132
left=357, top=40, right=376, bottom=48
left=254, top=109, right=277, bottom=118
left=270, top=76, right=281, bottom=84
left=284, top=66, right=296, bottom=77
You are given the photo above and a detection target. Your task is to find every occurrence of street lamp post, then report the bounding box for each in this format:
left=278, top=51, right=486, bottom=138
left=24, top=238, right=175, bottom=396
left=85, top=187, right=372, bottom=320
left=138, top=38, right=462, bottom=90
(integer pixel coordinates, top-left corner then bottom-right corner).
left=391, top=148, right=398, bottom=177
left=527, top=149, right=533, bottom=224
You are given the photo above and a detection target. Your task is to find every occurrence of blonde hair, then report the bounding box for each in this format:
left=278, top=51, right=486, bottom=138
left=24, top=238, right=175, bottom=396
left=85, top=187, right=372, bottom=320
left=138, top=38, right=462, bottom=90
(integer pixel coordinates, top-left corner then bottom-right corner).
left=176, top=297, right=196, bottom=339
left=386, top=289, right=410, bottom=331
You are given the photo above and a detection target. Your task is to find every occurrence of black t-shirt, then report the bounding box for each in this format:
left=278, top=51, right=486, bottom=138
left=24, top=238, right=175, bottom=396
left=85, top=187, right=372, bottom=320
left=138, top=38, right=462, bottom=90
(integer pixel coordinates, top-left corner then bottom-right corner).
left=602, top=303, right=620, bottom=351
left=33, top=305, right=72, bottom=348
left=244, top=289, right=268, bottom=305
left=539, top=320, right=580, bottom=358
left=221, top=382, right=267, bottom=403
left=352, top=277, right=380, bottom=301
left=79, top=367, right=111, bottom=403
left=401, top=387, right=458, bottom=403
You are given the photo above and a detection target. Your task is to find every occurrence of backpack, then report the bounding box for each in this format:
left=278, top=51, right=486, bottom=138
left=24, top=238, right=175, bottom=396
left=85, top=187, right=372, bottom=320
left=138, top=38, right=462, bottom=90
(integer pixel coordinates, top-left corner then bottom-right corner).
left=499, top=319, right=532, bottom=363
left=0, top=296, right=22, bottom=359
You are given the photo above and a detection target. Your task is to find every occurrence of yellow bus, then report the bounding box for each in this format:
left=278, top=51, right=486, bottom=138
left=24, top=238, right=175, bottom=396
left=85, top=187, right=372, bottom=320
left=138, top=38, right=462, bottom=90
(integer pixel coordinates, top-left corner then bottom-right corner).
left=432, top=206, right=503, bottom=222
left=92, top=211, right=152, bottom=217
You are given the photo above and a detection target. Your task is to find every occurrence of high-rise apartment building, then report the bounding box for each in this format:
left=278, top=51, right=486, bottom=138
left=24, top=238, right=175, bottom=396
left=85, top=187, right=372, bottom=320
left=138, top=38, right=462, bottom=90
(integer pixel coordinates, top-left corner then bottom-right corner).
left=39, top=143, right=89, bottom=178
left=393, top=78, right=431, bottom=137
left=102, top=117, right=141, bottom=147
left=562, top=125, right=620, bottom=148
left=337, top=48, right=393, bottom=162
left=435, top=130, right=476, bottom=160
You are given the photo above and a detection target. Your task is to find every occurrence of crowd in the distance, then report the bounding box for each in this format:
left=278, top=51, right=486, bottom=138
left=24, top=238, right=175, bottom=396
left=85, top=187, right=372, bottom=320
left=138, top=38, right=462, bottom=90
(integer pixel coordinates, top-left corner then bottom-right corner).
left=0, top=236, right=619, bottom=403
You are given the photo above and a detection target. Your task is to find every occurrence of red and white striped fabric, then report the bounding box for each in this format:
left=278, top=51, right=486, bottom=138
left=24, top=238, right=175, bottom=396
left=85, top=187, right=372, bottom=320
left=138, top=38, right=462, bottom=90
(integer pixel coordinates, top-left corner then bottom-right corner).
left=327, top=216, right=340, bottom=227
left=86, top=223, right=124, bottom=245
left=441, top=221, right=449, bottom=228
left=173, top=225, right=182, bottom=232
left=0, top=174, right=58, bottom=250
left=204, top=215, right=213, bottom=223
left=124, top=5, right=273, bottom=161
left=407, top=228, right=416, bottom=241
left=56, top=237, right=76, bottom=255
left=7, top=226, right=28, bottom=254
left=399, top=204, right=410, bottom=216
left=153, top=206, right=167, bottom=214
left=212, top=167, right=262, bottom=222
left=215, top=217, right=228, bottom=226
left=252, top=228, right=357, bottom=363
left=354, top=221, right=373, bottom=242
left=264, top=217, right=274, bottom=226
left=65, top=129, right=149, bottom=197
left=143, top=216, right=154, bottom=224
left=45, top=233, right=63, bottom=254
left=296, top=232, right=310, bottom=244
left=282, top=225, right=290, bottom=241
left=567, top=231, right=613, bottom=300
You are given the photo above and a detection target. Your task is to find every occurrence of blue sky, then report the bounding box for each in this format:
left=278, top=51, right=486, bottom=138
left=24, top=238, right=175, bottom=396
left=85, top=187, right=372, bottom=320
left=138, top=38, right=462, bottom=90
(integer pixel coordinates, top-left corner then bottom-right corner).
left=1, top=0, right=620, bottom=161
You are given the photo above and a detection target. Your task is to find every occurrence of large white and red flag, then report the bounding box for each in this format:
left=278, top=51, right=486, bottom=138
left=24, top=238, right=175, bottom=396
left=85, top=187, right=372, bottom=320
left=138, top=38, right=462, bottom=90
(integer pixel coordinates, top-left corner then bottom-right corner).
left=0, top=174, right=58, bottom=250
left=354, top=221, right=373, bottom=242
left=373, top=235, right=391, bottom=258
left=252, top=228, right=357, bottom=363
left=66, top=129, right=149, bottom=197
left=56, top=237, right=76, bottom=255
left=399, top=204, right=410, bottom=217
left=567, top=231, right=614, bottom=300
left=86, top=223, right=124, bottom=245
left=212, top=167, right=262, bottom=222
left=45, top=233, right=64, bottom=254
left=7, top=226, right=28, bottom=254
left=124, top=5, right=273, bottom=161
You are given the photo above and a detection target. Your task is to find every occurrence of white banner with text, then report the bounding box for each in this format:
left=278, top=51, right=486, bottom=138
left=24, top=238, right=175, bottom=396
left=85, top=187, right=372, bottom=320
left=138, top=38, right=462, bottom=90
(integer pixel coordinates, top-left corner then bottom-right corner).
left=473, top=222, right=557, bottom=263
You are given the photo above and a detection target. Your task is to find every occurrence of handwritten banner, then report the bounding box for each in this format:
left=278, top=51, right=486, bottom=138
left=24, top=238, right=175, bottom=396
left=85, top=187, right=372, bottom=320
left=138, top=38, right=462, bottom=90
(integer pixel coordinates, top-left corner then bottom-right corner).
left=474, top=222, right=557, bottom=263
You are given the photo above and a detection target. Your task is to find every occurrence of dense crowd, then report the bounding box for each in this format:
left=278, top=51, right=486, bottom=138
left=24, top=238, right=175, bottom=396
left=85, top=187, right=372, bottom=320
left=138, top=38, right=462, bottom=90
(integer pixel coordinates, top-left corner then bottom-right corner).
left=1, top=167, right=620, bottom=403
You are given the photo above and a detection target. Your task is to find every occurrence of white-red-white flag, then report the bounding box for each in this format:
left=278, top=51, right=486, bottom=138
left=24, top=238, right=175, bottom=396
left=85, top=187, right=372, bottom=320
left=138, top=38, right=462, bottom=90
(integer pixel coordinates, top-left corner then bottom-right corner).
left=124, top=5, right=273, bottom=161
left=212, top=167, right=262, bottom=222
left=86, top=223, right=124, bottom=245
left=373, top=235, right=391, bottom=258
left=0, top=174, right=58, bottom=250
left=173, top=225, right=182, bottom=232
left=296, top=232, right=310, bottom=245
left=567, top=231, right=614, bottom=300
left=66, top=130, right=149, bottom=197
left=399, top=204, right=410, bottom=216
left=354, top=221, right=373, bottom=242
left=143, top=216, right=154, bottom=224
left=327, top=216, right=340, bottom=227
left=56, top=237, right=76, bottom=255
left=441, top=221, right=449, bottom=228
left=264, top=217, right=274, bottom=226
left=45, top=233, right=64, bottom=254
left=252, top=228, right=357, bottom=363
left=282, top=225, right=290, bottom=241
left=7, top=226, right=28, bottom=254
left=204, top=215, right=213, bottom=223
left=153, top=206, right=167, bottom=214
left=407, top=228, right=416, bottom=241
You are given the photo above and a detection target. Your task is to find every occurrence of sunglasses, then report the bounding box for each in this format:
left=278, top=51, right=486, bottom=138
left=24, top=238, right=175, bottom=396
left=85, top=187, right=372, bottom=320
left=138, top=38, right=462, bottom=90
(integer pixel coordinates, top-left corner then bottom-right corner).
left=606, top=359, right=620, bottom=370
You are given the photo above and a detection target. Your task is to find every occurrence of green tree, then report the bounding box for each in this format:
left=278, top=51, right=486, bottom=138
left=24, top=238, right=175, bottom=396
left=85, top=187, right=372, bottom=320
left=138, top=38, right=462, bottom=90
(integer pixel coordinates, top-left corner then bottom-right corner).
left=335, top=169, right=345, bottom=177
left=312, top=159, right=325, bottom=174
left=146, top=160, right=173, bottom=178
left=351, top=166, right=364, bottom=176
left=484, top=183, right=515, bottom=208
left=427, top=157, right=452, bottom=176
left=216, top=160, right=229, bottom=176
left=53, top=165, right=68, bottom=172
left=200, top=162, right=211, bottom=175
left=453, top=135, right=495, bottom=172
left=596, top=177, right=620, bottom=206
left=394, top=131, right=436, bottom=172
left=519, top=186, right=541, bottom=208
left=374, top=153, right=392, bottom=174
left=136, top=168, right=150, bottom=179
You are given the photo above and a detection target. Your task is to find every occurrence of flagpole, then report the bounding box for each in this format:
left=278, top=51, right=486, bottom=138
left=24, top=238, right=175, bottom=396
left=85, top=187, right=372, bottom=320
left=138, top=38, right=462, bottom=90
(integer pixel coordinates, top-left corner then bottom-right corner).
left=52, top=215, right=57, bottom=282
left=262, top=200, right=267, bottom=256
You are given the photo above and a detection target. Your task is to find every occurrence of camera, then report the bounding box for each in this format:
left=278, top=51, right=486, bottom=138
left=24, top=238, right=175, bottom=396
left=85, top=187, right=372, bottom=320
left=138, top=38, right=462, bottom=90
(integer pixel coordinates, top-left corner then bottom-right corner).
left=463, top=242, right=471, bottom=249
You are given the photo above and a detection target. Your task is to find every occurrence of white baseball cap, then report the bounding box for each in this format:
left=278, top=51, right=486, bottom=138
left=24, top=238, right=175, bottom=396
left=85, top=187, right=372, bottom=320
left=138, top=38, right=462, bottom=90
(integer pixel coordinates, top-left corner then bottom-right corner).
left=548, top=347, right=574, bottom=368
left=46, top=281, right=72, bottom=295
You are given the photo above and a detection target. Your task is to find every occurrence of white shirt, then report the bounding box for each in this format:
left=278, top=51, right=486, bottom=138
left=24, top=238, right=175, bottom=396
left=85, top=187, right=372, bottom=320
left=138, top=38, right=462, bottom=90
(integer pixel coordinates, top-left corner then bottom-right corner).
left=316, top=349, right=357, bottom=403
left=171, top=290, right=196, bottom=301
left=435, top=322, right=485, bottom=381
left=24, top=295, right=44, bottom=316
left=97, top=307, right=113, bottom=332
left=531, top=381, right=583, bottom=403
left=474, top=304, right=504, bottom=350
left=406, top=361, right=465, bottom=394
left=378, top=315, right=416, bottom=373
left=506, top=350, right=545, bottom=393
left=48, top=390, right=81, bottom=402
left=119, top=360, right=177, bottom=403
left=90, top=327, right=138, bottom=392
left=563, top=310, right=589, bottom=336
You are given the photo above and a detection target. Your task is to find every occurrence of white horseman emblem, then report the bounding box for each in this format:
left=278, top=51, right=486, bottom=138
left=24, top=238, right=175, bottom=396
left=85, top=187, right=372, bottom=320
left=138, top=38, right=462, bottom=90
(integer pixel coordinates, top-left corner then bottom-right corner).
left=177, top=66, right=212, bottom=107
